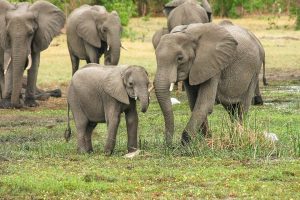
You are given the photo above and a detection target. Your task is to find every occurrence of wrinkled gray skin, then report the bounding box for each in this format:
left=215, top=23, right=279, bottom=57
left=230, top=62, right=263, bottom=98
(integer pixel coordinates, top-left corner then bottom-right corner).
left=0, top=0, right=65, bottom=108
left=67, top=5, right=122, bottom=75
left=164, top=0, right=212, bottom=22
left=154, top=23, right=263, bottom=146
left=153, top=0, right=212, bottom=49
left=167, top=1, right=210, bottom=32
left=153, top=0, right=212, bottom=91
left=66, top=64, right=150, bottom=155
left=152, top=28, right=169, bottom=49
left=220, top=20, right=267, bottom=105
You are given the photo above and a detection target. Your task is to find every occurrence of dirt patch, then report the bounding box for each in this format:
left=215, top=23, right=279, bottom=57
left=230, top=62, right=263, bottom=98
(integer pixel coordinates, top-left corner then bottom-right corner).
left=264, top=68, right=300, bottom=83
left=260, top=36, right=300, bottom=40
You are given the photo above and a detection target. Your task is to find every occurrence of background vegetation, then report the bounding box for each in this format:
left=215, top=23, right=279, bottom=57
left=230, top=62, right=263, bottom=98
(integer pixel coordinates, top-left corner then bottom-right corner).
left=12, top=0, right=300, bottom=29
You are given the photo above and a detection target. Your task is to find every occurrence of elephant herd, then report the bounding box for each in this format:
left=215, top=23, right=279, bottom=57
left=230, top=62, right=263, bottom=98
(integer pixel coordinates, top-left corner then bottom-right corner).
left=0, top=0, right=268, bottom=155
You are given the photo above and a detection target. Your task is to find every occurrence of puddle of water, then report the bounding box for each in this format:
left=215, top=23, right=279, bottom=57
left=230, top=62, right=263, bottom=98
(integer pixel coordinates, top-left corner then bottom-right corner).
left=277, top=86, right=300, bottom=93
left=263, top=85, right=300, bottom=112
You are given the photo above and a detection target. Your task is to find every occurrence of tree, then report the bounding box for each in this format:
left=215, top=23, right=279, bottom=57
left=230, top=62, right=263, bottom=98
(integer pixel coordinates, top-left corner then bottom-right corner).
left=296, top=0, right=300, bottom=30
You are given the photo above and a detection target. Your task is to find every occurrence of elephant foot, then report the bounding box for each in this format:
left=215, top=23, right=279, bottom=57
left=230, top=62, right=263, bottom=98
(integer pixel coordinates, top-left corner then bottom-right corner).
left=77, top=147, right=93, bottom=154
left=253, top=95, right=264, bottom=105
left=104, top=149, right=113, bottom=156
left=24, top=98, right=39, bottom=107
left=0, top=98, right=12, bottom=109
left=181, top=130, right=191, bottom=146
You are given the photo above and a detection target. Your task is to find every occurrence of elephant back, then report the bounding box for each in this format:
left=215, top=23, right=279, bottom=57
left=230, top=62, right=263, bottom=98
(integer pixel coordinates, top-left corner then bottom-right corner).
left=167, top=2, right=209, bottom=32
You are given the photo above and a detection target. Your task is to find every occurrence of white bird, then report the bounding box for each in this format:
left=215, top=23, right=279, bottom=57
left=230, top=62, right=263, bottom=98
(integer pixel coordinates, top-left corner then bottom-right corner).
left=171, top=97, right=181, bottom=105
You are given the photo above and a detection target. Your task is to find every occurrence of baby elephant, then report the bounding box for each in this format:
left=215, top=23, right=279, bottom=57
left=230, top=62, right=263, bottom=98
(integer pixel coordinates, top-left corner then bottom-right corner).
left=65, top=64, right=150, bottom=155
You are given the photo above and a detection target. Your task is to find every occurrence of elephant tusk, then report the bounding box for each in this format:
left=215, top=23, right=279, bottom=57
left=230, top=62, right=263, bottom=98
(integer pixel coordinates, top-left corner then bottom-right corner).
left=25, top=54, right=32, bottom=71
left=107, top=45, right=110, bottom=51
left=134, top=96, right=138, bottom=101
left=148, top=85, right=154, bottom=93
left=169, top=82, right=175, bottom=92
left=4, top=57, right=11, bottom=75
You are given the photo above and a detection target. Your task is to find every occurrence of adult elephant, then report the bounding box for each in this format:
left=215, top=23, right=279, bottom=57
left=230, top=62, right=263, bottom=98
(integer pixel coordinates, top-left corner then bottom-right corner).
left=67, top=5, right=122, bottom=75
left=154, top=22, right=264, bottom=146
left=164, top=0, right=212, bottom=22
left=0, top=0, right=65, bottom=108
left=167, top=1, right=210, bottom=32
left=219, top=20, right=267, bottom=105
left=153, top=0, right=212, bottom=49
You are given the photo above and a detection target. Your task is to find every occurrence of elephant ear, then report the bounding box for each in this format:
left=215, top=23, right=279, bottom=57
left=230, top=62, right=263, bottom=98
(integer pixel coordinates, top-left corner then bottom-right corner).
left=103, top=68, right=130, bottom=105
left=152, top=27, right=169, bottom=49
left=187, top=23, right=238, bottom=85
left=76, top=9, right=102, bottom=48
left=0, top=0, right=14, bottom=49
left=30, top=1, right=65, bottom=52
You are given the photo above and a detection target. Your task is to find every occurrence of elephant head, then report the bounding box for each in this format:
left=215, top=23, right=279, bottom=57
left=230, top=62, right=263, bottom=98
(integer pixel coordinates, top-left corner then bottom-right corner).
left=154, top=23, right=237, bottom=144
left=103, top=66, right=150, bottom=113
left=76, top=6, right=122, bottom=65
left=0, top=0, right=65, bottom=107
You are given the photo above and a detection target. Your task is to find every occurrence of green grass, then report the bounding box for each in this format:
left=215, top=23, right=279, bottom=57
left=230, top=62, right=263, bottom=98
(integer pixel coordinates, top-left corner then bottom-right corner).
left=1, top=16, right=300, bottom=199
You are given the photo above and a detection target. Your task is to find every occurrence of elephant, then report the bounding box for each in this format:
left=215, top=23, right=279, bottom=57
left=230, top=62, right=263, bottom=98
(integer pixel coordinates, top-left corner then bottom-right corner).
left=0, top=0, right=65, bottom=108
left=153, top=0, right=212, bottom=48
left=152, top=28, right=169, bottom=50
left=167, top=1, right=211, bottom=32
left=153, top=0, right=212, bottom=92
left=164, top=0, right=212, bottom=22
left=65, top=64, right=150, bottom=155
left=154, top=22, right=264, bottom=146
left=219, top=20, right=268, bottom=105
left=66, top=5, right=122, bottom=75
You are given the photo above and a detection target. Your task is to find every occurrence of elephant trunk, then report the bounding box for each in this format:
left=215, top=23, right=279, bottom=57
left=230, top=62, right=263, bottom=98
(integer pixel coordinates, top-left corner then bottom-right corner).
left=11, top=38, right=28, bottom=107
left=107, top=36, right=121, bottom=65
left=138, top=89, right=149, bottom=113
left=154, top=72, right=174, bottom=146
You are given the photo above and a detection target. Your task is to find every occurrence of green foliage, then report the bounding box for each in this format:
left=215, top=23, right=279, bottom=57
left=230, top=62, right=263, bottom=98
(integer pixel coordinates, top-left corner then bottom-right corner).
left=98, top=0, right=136, bottom=26
left=296, top=8, right=300, bottom=30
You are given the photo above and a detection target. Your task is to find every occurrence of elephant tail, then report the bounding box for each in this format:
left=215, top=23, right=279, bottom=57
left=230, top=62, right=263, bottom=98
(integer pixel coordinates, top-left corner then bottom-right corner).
left=64, top=103, right=72, bottom=142
left=262, top=58, right=268, bottom=86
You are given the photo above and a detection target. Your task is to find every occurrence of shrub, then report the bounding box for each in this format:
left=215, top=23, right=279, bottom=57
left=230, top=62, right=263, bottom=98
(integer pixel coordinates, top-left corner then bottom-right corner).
left=97, top=0, right=136, bottom=26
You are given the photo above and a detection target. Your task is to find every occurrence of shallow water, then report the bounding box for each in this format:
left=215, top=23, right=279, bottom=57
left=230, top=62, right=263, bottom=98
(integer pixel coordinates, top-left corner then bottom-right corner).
left=263, top=84, right=300, bottom=112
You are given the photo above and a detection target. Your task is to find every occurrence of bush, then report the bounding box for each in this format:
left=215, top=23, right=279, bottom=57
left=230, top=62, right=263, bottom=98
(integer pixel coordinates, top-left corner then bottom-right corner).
left=98, top=0, right=136, bottom=26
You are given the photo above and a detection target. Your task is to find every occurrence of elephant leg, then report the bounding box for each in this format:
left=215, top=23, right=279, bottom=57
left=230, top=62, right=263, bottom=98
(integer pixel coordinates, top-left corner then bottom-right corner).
left=70, top=54, right=79, bottom=75
left=104, top=106, right=121, bottom=155
left=223, top=103, right=240, bottom=123
left=240, top=74, right=259, bottom=122
left=76, top=120, right=89, bottom=153
left=0, top=50, right=4, bottom=99
left=0, top=61, right=13, bottom=108
left=253, top=83, right=263, bottom=105
left=125, top=102, right=138, bottom=153
left=85, top=122, right=97, bottom=153
left=184, top=80, right=210, bottom=138
left=25, top=52, right=40, bottom=107
left=182, top=75, right=219, bottom=144
left=84, top=42, right=99, bottom=64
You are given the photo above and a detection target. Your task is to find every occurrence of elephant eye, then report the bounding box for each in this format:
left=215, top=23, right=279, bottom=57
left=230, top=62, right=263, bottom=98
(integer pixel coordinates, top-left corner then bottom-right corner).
left=102, top=27, right=108, bottom=33
left=128, top=81, right=133, bottom=87
left=177, top=55, right=184, bottom=63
